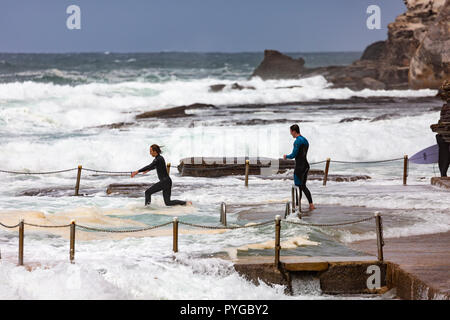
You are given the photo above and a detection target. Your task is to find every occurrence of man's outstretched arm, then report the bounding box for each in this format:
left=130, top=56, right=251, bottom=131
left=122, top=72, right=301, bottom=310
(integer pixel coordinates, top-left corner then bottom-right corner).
left=285, top=141, right=300, bottom=159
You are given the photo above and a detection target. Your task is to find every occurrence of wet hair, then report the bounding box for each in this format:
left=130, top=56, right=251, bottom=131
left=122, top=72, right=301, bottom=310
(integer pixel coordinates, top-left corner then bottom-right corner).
left=150, top=144, right=162, bottom=154
left=290, top=124, right=300, bottom=133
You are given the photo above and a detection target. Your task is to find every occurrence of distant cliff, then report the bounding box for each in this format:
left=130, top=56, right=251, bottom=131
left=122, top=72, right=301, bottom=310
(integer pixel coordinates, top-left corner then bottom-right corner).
left=251, top=0, right=449, bottom=90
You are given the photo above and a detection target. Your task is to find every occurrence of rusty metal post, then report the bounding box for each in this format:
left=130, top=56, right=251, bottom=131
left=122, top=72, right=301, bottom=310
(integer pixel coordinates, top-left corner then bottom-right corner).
left=284, top=202, right=290, bottom=219
left=18, top=219, right=24, bottom=266
left=274, top=215, right=281, bottom=269
left=244, top=160, right=249, bottom=187
left=323, top=158, right=331, bottom=186
left=166, top=162, right=171, bottom=175
left=74, top=165, right=82, bottom=196
left=375, top=213, right=384, bottom=262
left=70, top=220, right=75, bottom=263
left=173, top=217, right=178, bottom=253
left=291, top=186, right=296, bottom=214
left=403, top=155, right=408, bottom=186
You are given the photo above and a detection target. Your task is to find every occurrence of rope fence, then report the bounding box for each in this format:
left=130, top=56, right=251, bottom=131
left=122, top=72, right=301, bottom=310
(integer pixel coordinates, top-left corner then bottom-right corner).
left=76, top=221, right=172, bottom=233
left=0, top=155, right=411, bottom=193
left=0, top=168, right=78, bottom=175
left=328, top=157, right=404, bottom=164
left=0, top=222, right=21, bottom=229
left=0, top=209, right=384, bottom=268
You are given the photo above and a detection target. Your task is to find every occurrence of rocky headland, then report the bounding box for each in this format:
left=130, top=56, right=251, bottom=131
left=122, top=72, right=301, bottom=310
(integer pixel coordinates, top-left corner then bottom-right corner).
left=250, top=0, right=449, bottom=90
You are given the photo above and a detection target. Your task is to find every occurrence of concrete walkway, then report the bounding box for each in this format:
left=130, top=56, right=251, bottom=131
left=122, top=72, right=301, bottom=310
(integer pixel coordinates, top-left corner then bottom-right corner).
left=348, top=231, right=450, bottom=299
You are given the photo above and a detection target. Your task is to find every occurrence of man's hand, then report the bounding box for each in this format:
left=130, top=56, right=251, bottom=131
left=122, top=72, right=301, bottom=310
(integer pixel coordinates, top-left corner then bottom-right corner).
left=283, top=154, right=287, bottom=160
left=131, top=171, right=139, bottom=178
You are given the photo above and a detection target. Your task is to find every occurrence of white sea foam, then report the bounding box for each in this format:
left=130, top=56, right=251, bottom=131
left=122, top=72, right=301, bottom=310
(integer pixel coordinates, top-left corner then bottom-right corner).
left=0, top=76, right=436, bottom=131
left=0, top=112, right=439, bottom=173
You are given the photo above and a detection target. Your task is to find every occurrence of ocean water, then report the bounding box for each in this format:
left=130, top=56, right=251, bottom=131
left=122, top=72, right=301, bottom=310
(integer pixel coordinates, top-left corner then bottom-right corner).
left=0, top=52, right=448, bottom=299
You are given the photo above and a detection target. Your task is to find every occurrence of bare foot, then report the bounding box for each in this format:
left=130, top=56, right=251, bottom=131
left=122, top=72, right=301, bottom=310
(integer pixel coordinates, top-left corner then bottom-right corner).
left=309, top=204, right=316, bottom=211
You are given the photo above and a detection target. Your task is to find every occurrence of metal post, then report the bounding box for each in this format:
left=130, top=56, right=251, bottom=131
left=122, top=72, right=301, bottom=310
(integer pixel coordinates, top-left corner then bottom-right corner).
left=323, top=158, right=331, bottom=186
left=375, top=213, right=384, bottom=262
left=299, top=189, right=303, bottom=216
left=274, top=215, right=281, bottom=269
left=284, top=202, right=290, bottom=219
left=297, top=190, right=303, bottom=219
left=173, top=217, right=178, bottom=253
left=18, top=219, right=24, bottom=266
left=74, top=165, right=82, bottom=196
left=244, top=160, right=249, bottom=187
left=403, top=155, right=408, bottom=186
left=220, top=202, right=227, bottom=227
left=70, top=220, right=75, bottom=263
left=291, top=186, right=296, bottom=214
left=167, top=162, right=171, bottom=175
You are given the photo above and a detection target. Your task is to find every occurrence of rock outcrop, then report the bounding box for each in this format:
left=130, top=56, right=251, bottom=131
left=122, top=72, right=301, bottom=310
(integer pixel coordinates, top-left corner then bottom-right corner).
left=409, top=0, right=450, bottom=88
left=251, top=50, right=306, bottom=79
left=135, top=103, right=215, bottom=119
left=251, top=0, right=449, bottom=90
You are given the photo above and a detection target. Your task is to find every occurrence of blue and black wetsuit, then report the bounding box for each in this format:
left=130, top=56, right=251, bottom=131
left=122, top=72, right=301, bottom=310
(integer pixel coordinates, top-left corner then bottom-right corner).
left=138, top=154, right=186, bottom=206
left=286, top=135, right=313, bottom=204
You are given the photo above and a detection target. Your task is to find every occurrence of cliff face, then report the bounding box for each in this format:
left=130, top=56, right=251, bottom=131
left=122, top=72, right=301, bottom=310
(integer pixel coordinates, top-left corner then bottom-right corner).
left=409, top=0, right=450, bottom=89
left=383, top=0, right=446, bottom=67
left=251, top=0, right=449, bottom=90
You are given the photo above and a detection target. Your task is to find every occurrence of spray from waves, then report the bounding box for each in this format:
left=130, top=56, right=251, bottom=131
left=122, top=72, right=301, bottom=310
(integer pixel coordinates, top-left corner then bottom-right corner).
left=0, top=230, right=294, bottom=300
left=0, top=76, right=437, bottom=132
left=0, top=112, right=440, bottom=173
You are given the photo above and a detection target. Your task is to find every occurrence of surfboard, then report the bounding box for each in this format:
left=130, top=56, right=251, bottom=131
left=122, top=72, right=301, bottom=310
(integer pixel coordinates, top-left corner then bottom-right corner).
left=410, top=144, right=440, bottom=164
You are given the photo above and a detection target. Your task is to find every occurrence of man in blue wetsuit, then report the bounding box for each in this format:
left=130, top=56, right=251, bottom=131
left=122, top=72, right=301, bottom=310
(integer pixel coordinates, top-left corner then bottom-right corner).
left=283, top=124, right=315, bottom=211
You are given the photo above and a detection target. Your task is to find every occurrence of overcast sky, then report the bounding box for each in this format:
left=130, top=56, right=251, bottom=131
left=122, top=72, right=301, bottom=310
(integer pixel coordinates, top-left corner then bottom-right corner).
left=0, top=0, right=406, bottom=53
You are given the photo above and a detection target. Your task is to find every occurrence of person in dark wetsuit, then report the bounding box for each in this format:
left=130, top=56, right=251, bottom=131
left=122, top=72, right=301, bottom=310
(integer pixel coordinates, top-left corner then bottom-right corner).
left=436, top=134, right=450, bottom=177
left=283, top=124, right=315, bottom=211
left=131, top=144, right=191, bottom=206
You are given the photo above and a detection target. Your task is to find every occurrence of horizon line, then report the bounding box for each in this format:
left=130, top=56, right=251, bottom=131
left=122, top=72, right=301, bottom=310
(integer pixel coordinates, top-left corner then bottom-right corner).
left=0, top=50, right=364, bottom=55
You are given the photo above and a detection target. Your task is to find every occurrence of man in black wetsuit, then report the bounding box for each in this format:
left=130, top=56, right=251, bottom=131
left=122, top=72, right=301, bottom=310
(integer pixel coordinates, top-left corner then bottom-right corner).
left=436, top=134, right=450, bottom=177
left=283, top=124, right=315, bottom=211
left=131, top=144, right=190, bottom=206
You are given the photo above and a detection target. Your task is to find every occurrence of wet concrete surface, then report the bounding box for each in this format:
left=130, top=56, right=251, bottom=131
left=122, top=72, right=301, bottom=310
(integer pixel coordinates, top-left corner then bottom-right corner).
left=348, top=231, right=450, bottom=299
left=431, top=177, right=450, bottom=190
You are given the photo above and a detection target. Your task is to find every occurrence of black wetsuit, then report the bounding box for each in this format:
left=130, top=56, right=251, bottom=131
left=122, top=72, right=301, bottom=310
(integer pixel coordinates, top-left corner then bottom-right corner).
left=436, top=134, right=450, bottom=177
left=138, top=154, right=186, bottom=206
left=286, top=135, right=313, bottom=204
